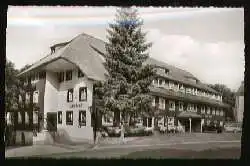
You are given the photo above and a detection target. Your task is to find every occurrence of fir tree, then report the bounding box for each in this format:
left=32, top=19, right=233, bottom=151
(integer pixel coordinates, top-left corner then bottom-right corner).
left=101, top=7, right=155, bottom=126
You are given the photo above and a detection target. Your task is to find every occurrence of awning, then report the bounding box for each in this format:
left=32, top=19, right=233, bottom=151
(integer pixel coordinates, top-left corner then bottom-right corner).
left=177, top=112, right=201, bottom=119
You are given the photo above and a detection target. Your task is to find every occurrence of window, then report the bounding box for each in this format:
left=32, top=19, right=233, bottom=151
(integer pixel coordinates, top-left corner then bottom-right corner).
left=152, top=97, right=155, bottom=107
left=39, top=71, right=46, bottom=79
left=212, top=109, right=215, bottom=115
left=179, top=102, right=183, bottom=111
left=143, top=117, right=147, bottom=127
left=58, top=111, right=62, bottom=124
left=159, top=79, right=163, bottom=85
left=168, top=117, right=175, bottom=126
left=78, top=69, right=84, bottom=78
left=66, top=111, right=73, bottom=125
left=25, top=92, right=30, bottom=104
left=207, top=108, right=211, bottom=114
left=148, top=118, right=152, bottom=127
left=79, top=87, right=87, bottom=101
left=67, top=89, right=73, bottom=102
left=25, top=112, right=29, bottom=124
left=201, top=106, right=206, bottom=114
left=33, top=111, right=38, bottom=124
left=219, top=121, right=223, bottom=126
left=220, top=110, right=224, bottom=116
left=18, top=112, right=22, bottom=124
left=169, top=101, right=175, bottom=111
left=79, top=110, right=86, bottom=126
left=165, top=69, right=169, bottom=74
left=206, top=120, right=211, bottom=125
left=33, top=91, right=39, bottom=103
left=58, top=72, right=64, bottom=82
left=65, top=70, right=72, bottom=81
left=215, top=110, right=219, bottom=116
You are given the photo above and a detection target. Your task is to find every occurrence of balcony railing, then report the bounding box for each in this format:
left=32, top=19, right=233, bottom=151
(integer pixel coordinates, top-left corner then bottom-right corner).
left=150, top=87, right=229, bottom=108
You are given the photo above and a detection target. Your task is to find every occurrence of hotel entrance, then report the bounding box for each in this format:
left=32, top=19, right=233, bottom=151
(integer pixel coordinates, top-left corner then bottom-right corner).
left=177, top=112, right=202, bottom=133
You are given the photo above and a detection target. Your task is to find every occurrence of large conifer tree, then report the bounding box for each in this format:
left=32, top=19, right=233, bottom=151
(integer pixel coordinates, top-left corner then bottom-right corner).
left=102, top=7, right=155, bottom=126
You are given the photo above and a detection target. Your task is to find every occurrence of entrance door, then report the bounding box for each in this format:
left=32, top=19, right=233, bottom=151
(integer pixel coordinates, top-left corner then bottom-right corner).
left=47, top=112, right=57, bottom=132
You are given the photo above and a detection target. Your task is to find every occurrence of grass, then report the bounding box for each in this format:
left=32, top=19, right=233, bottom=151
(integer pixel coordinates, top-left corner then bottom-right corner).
left=123, top=147, right=241, bottom=159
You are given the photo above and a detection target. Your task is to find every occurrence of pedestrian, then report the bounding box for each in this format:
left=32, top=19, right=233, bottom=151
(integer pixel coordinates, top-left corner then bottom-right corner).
left=120, top=121, right=125, bottom=144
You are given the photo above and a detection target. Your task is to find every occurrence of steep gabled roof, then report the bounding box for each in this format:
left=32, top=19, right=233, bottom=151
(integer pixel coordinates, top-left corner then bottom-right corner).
left=18, top=33, right=108, bottom=81
left=18, top=32, right=219, bottom=94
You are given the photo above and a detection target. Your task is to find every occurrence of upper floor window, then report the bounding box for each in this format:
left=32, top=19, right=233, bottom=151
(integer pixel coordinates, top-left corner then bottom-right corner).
left=152, top=97, right=155, bottom=107
left=206, top=119, right=211, bottom=125
left=207, top=107, right=211, bottom=114
left=58, top=72, right=64, bottom=83
left=18, top=112, right=22, bottom=124
left=25, top=112, right=29, bottom=124
left=67, top=89, right=73, bottom=102
left=201, top=106, right=206, bottom=114
left=159, top=79, right=163, bottom=85
left=33, top=91, right=39, bottom=103
left=159, top=97, right=165, bottom=109
left=169, top=101, right=175, bottom=111
left=79, top=110, right=86, bottom=126
left=212, top=109, right=216, bottom=115
left=58, top=111, right=62, bottom=124
left=39, top=71, right=46, bottom=79
left=79, top=87, right=87, bottom=101
left=78, top=69, right=84, bottom=78
left=33, top=111, right=38, bottom=124
left=66, top=70, right=72, bottom=81
left=66, top=111, right=73, bottom=125
left=178, top=102, right=183, bottom=111
left=215, top=110, right=220, bottom=116
left=220, top=110, right=224, bottom=116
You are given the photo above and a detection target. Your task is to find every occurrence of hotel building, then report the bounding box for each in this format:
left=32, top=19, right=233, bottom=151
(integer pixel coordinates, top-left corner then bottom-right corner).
left=17, top=33, right=230, bottom=143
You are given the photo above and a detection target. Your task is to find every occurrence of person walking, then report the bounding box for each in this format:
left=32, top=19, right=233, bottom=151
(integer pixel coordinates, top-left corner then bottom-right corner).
left=120, top=121, right=125, bottom=144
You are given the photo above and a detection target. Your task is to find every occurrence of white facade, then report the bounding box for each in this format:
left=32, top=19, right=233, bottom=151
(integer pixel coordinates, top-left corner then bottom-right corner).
left=41, top=67, right=94, bottom=142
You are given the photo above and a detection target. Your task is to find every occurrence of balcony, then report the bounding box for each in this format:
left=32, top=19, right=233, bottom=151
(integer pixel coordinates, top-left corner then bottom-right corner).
left=150, top=87, right=229, bottom=108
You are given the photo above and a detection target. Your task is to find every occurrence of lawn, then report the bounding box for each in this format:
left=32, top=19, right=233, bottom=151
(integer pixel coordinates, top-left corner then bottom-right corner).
left=123, top=147, right=241, bottom=159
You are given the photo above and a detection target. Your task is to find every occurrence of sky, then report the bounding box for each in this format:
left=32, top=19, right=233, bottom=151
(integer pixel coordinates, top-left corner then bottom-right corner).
left=7, top=6, right=244, bottom=91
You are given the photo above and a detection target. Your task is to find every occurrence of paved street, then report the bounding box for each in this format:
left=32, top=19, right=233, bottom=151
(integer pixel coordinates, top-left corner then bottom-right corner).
left=33, top=141, right=241, bottom=159
left=5, top=132, right=241, bottom=158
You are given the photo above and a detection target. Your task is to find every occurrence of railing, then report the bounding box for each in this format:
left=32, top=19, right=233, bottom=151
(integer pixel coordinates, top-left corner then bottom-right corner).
left=150, top=87, right=229, bottom=108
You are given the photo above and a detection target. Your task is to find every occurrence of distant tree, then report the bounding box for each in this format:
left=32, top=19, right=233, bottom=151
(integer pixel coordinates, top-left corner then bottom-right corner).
left=95, top=7, right=155, bottom=126
left=5, top=60, right=19, bottom=112
left=207, top=84, right=236, bottom=121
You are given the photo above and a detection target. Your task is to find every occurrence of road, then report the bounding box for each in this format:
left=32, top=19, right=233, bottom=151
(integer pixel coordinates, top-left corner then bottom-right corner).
left=34, top=141, right=241, bottom=159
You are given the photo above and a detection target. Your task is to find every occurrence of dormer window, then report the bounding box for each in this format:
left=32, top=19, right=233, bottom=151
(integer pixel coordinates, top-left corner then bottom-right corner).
left=165, top=69, right=169, bottom=74
left=51, top=47, right=55, bottom=54
left=78, top=69, right=84, bottom=78
left=66, top=70, right=72, bottom=81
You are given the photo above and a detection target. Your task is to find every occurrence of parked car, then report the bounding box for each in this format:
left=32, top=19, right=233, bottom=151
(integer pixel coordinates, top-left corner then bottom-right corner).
left=202, top=125, right=223, bottom=133
left=224, top=123, right=242, bottom=133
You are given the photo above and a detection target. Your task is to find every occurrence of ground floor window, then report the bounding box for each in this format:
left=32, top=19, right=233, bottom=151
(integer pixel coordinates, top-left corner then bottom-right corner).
left=66, top=111, right=73, bottom=125
left=148, top=118, right=152, bottom=127
left=79, top=110, right=86, bottom=126
left=168, top=117, right=175, bottom=126
left=219, top=121, right=223, bottom=126
left=143, top=117, right=153, bottom=127
left=58, top=111, right=62, bottom=124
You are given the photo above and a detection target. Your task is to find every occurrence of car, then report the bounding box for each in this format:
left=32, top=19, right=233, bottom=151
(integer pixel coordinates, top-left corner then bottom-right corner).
left=224, top=123, right=242, bottom=133
left=202, top=125, right=223, bottom=133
